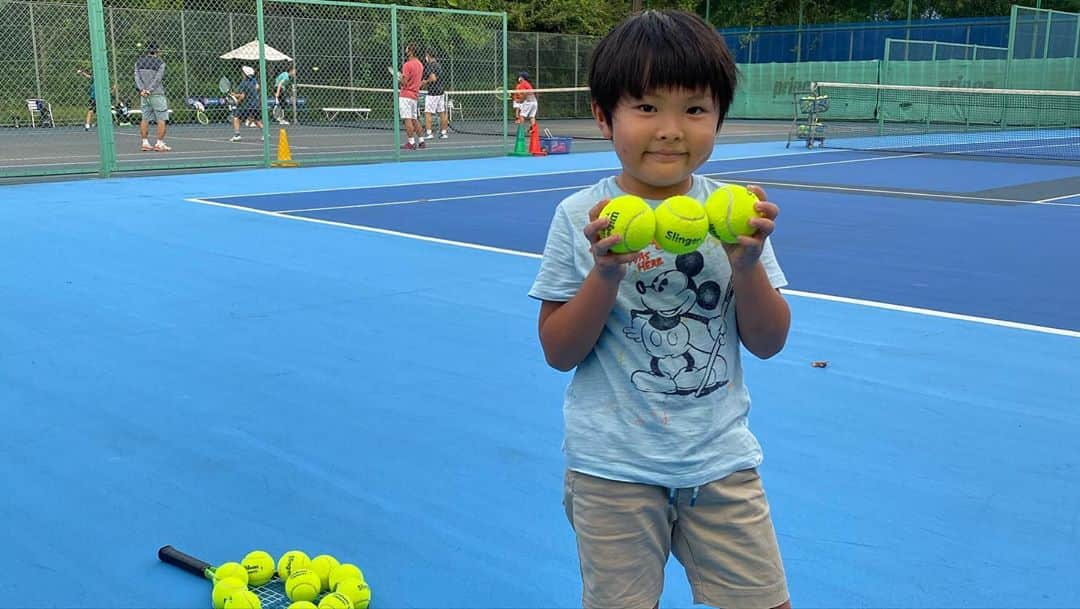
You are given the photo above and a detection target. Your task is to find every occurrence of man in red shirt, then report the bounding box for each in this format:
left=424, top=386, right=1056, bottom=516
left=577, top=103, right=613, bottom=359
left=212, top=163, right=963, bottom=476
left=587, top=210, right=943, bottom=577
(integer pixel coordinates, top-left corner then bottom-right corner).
left=398, top=43, right=425, bottom=150
left=514, top=71, right=538, bottom=134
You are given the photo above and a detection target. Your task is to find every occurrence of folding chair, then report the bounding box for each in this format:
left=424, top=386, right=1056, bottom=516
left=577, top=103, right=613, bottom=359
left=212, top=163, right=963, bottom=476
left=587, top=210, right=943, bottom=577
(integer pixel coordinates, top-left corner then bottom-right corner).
left=26, top=99, right=54, bottom=128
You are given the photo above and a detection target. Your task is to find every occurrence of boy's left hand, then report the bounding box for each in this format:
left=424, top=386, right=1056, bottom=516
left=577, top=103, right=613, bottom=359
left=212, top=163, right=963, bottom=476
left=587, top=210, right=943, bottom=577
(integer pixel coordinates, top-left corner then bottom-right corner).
left=723, top=184, right=779, bottom=272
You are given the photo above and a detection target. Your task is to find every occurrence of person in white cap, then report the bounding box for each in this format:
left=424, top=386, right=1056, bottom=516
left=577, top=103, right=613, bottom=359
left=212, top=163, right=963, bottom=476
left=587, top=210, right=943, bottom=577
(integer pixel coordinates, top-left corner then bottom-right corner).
left=230, top=65, right=263, bottom=140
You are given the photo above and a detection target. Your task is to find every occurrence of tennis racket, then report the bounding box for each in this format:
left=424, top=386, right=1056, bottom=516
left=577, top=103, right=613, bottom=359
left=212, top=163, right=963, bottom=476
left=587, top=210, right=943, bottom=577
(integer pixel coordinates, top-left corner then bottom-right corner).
left=387, top=65, right=402, bottom=80
left=194, top=100, right=209, bottom=124
left=219, top=76, right=240, bottom=109
left=272, top=101, right=285, bottom=122
left=159, top=545, right=301, bottom=609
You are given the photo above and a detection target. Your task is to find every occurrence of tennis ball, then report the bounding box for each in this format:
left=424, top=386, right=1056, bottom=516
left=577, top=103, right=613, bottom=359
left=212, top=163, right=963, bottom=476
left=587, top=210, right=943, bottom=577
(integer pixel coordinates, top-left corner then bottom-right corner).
left=705, top=184, right=762, bottom=244
left=211, top=577, right=247, bottom=609
left=215, top=562, right=250, bottom=586
left=288, top=603, right=318, bottom=609
left=597, top=195, right=656, bottom=254
left=336, top=578, right=373, bottom=609
left=317, top=592, right=353, bottom=609
left=329, top=563, right=365, bottom=591
left=654, top=195, right=709, bottom=254
left=285, top=569, right=322, bottom=603
left=309, top=555, right=340, bottom=591
left=242, top=550, right=276, bottom=586
left=224, top=590, right=262, bottom=609
left=277, top=550, right=311, bottom=581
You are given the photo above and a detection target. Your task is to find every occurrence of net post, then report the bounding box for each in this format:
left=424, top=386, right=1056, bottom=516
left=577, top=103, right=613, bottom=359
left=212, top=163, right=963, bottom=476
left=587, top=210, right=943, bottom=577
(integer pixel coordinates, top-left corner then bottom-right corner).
left=87, top=0, right=115, bottom=177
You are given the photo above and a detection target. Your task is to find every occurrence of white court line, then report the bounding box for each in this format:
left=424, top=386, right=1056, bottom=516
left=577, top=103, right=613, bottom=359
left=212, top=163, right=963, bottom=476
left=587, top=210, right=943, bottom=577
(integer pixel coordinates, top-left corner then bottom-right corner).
left=205, top=147, right=850, bottom=199
left=186, top=194, right=1080, bottom=339
left=279, top=184, right=583, bottom=213
left=708, top=152, right=927, bottom=174
left=783, top=289, right=1080, bottom=339
left=703, top=178, right=1030, bottom=204
left=1036, top=191, right=1080, bottom=204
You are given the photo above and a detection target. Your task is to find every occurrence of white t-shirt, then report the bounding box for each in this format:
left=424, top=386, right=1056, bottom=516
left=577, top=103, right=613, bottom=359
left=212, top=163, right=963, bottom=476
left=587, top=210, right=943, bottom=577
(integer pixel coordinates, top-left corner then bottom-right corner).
left=529, top=174, right=787, bottom=488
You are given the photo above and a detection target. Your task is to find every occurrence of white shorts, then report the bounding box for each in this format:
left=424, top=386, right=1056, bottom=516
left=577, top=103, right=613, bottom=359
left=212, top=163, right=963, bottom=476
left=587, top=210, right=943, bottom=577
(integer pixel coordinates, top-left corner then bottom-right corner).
left=398, top=97, right=418, bottom=120
left=519, top=100, right=537, bottom=118
left=424, top=94, right=446, bottom=114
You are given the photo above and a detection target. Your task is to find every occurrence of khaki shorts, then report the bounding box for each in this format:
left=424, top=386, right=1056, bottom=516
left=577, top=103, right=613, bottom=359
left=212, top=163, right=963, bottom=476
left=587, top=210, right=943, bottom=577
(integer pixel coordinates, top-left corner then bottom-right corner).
left=140, top=94, right=169, bottom=123
left=563, top=468, right=788, bottom=609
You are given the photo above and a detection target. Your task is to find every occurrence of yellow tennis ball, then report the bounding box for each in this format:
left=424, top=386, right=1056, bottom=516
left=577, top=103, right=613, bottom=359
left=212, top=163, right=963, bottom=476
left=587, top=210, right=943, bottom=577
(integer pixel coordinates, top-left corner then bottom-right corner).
left=653, top=195, right=709, bottom=254
left=215, top=562, right=250, bottom=586
left=336, top=578, right=373, bottom=609
left=328, top=563, right=365, bottom=591
left=211, top=577, right=247, bottom=609
left=285, top=569, right=322, bottom=603
left=288, top=603, right=318, bottom=609
left=242, top=550, right=276, bottom=586
left=277, top=550, right=311, bottom=581
left=309, top=555, right=340, bottom=591
left=597, top=194, right=656, bottom=254
left=224, top=590, right=262, bottom=609
left=317, top=592, right=353, bottom=609
left=705, top=184, right=761, bottom=244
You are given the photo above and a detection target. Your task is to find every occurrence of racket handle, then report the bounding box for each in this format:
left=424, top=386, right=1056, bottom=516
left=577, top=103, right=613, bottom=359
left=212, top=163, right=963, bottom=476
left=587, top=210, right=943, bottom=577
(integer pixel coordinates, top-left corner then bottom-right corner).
left=158, top=545, right=214, bottom=579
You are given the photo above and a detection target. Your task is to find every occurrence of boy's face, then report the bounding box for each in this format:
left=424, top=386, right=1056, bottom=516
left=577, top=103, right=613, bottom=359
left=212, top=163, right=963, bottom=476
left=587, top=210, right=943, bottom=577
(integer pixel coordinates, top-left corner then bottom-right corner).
left=593, top=87, right=718, bottom=200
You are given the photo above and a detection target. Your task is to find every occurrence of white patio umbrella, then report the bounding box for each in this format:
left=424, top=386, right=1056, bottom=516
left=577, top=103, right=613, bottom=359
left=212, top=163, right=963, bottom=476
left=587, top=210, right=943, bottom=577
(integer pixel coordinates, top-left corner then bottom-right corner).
left=219, top=40, right=292, bottom=61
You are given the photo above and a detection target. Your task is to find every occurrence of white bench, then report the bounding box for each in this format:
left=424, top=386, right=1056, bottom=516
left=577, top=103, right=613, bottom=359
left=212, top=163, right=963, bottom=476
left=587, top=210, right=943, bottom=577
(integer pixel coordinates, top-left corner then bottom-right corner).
left=322, top=107, right=371, bottom=121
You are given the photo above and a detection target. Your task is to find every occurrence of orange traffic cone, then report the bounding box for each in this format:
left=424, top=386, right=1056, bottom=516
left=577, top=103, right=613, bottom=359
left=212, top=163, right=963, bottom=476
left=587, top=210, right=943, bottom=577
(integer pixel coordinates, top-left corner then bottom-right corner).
left=272, top=128, right=298, bottom=167
left=529, top=123, right=547, bottom=156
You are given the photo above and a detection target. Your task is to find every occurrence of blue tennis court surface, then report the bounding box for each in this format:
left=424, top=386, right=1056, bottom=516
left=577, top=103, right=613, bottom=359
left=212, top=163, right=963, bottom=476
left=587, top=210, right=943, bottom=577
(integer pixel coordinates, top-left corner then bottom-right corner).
left=2, top=140, right=1078, bottom=608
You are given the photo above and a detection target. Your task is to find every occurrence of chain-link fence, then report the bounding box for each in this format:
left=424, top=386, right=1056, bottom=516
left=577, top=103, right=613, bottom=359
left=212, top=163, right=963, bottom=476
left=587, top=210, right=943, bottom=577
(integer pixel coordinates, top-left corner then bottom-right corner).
left=1, top=1, right=101, bottom=175
left=0, top=0, right=508, bottom=178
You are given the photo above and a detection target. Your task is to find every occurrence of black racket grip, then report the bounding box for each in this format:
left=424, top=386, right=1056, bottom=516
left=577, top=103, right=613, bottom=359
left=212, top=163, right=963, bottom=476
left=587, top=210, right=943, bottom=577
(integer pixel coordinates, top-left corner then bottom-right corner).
left=158, top=545, right=213, bottom=579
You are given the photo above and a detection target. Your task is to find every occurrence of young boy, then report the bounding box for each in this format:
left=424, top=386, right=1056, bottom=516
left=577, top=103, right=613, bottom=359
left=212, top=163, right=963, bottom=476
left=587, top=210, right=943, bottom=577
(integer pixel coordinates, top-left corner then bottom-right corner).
left=528, top=10, right=792, bottom=609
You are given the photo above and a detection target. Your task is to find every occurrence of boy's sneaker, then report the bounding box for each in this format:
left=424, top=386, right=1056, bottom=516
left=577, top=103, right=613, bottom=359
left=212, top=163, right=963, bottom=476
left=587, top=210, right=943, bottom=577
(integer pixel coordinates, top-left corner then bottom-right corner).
left=230, top=135, right=242, bottom=142
left=154, top=141, right=171, bottom=152
left=140, top=143, right=153, bottom=152
left=401, top=142, right=415, bottom=150
left=439, top=132, right=448, bottom=139
left=417, top=140, right=426, bottom=149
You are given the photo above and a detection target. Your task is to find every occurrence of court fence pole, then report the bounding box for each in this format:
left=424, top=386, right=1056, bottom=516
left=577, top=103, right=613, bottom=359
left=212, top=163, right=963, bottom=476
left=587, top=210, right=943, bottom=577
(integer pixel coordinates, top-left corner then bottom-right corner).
left=391, top=5, right=400, bottom=159
left=503, top=12, right=509, bottom=151
left=256, top=0, right=271, bottom=167
left=87, top=0, right=116, bottom=177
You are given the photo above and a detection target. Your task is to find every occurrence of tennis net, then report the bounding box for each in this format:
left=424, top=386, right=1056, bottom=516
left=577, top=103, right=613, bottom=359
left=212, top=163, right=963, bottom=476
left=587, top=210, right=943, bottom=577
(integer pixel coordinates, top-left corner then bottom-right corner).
left=292, top=84, right=599, bottom=138
left=811, top=81, right=1080, bottom=160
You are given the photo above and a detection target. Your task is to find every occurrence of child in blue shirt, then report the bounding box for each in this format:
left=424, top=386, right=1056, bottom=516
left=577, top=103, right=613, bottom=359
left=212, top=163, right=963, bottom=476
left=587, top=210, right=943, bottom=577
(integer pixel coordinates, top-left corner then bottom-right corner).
left=529, top=9, right=792, bottom=609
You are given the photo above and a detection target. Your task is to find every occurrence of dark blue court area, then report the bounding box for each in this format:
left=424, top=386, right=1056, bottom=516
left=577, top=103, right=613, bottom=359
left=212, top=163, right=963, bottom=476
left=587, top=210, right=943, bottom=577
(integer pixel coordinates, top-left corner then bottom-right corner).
left=209, top=149, right=1080, bottom=332
left=2, top=141, right=1078, bottom=609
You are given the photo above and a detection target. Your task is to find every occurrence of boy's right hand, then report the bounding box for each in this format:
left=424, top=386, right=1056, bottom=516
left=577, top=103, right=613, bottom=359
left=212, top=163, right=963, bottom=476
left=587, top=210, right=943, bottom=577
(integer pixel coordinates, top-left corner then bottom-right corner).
left=584, top=199, right=639, bottom=281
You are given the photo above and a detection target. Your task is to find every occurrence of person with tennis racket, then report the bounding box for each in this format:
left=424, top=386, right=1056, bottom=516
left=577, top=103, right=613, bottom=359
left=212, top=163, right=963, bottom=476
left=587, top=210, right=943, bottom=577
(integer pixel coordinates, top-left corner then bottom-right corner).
left=229, top=65, right=262, bottom=142
left=395, top=43, right=425, bottom=150
left=134, top=42, right=170, bottom=151
left=421, top=49, right=448, bottom=140
left=514, top=71, right=538, bottom=134
left=273, top=63, right=296, bottom=125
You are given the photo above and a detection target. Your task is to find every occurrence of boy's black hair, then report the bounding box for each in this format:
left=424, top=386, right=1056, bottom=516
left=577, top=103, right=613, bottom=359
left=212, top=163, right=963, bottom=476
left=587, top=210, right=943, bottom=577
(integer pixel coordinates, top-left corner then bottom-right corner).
left=588, top=10, right=738, bottom=130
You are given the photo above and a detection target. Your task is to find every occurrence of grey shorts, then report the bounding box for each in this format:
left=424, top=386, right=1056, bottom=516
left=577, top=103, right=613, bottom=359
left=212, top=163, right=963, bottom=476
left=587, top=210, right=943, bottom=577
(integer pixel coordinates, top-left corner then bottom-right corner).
left=564, top=468, right=789, bottom=609
left=140, top=94, right=169, bottom=122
